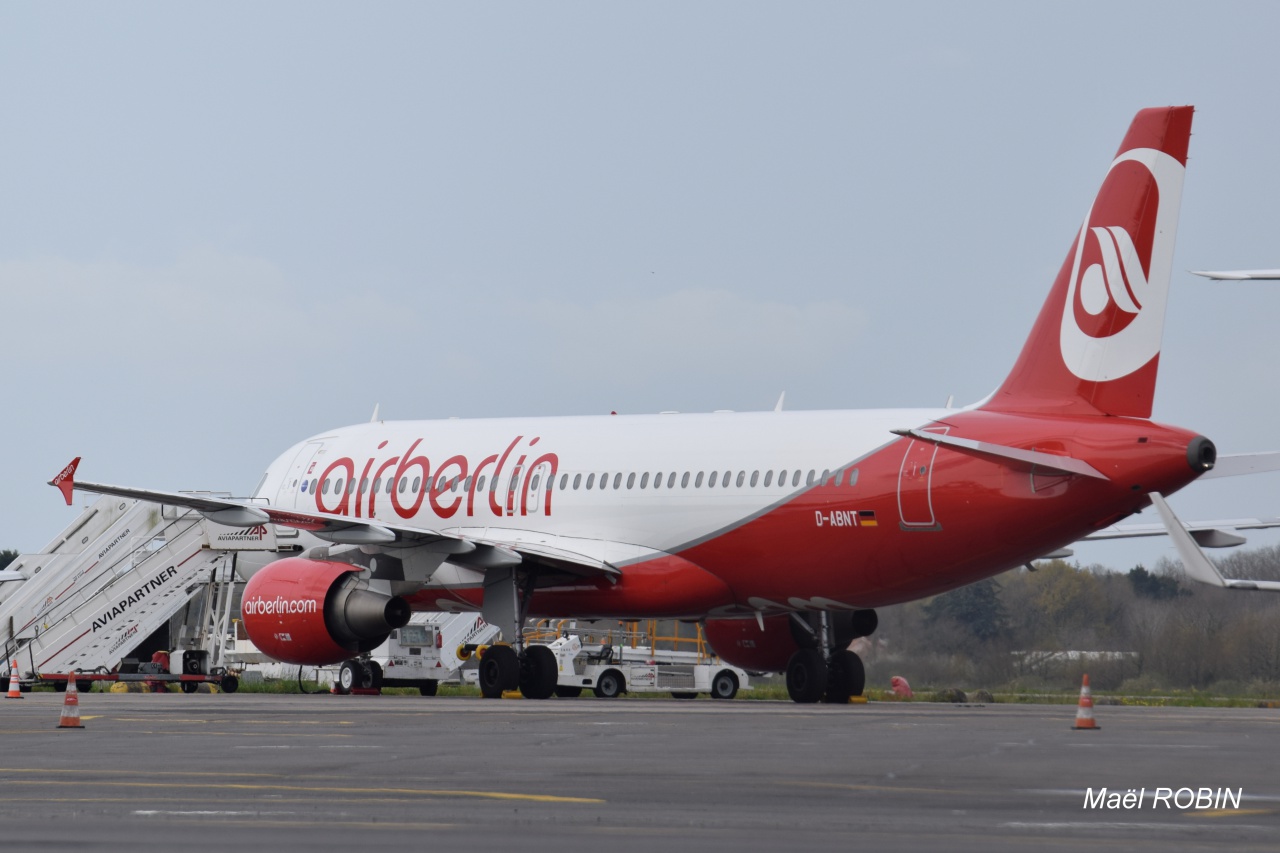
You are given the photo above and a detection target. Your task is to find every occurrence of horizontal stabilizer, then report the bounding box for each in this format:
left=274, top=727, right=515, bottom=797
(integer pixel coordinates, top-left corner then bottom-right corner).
left=891, top=429, right=1108, bottom=480
left=1198, top=451, right=1280, bottom=480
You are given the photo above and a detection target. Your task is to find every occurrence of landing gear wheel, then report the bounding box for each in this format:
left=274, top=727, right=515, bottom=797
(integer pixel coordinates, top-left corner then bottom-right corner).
left=786, top=648, right=828, bottom=703
left=418, top=680, right=438, bottom=697
left=181, top=681, right=199, bottom=694
left=479, top=645, right=519, bottom=699
left=364, top=660, right=383, bottom=691
left=710, top=670, right=739, bottom=700
left=823, top=650, right=866, bottom=704
left=336, top=660, right=358, bottom=695
left=519, top=645, right=558, bottom=700
left=592, top=669, right=625, bottom=698
left=554, top=685, right=583, bottom=699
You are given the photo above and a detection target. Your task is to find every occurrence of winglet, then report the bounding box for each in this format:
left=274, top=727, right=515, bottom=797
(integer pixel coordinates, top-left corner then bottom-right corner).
left=50, top=457, right=81, bottom=506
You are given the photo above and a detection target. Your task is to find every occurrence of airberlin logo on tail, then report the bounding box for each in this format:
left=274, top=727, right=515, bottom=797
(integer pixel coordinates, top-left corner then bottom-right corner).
left=1059, top=147, right=1185, bottom=382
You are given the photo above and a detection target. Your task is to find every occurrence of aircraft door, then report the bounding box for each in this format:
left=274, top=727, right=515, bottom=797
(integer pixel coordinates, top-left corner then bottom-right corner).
left=275, top=440, right=327, bottom=508
left=897, top=427, right=947, bottom=530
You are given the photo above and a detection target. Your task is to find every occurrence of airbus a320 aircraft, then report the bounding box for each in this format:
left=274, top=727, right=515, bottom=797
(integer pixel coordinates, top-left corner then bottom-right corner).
left=50, top=106, right=1257, bottom=703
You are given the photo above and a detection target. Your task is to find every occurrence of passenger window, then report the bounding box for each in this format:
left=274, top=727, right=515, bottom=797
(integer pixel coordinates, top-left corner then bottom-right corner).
left=750, top=471, right=759, bottom=487
left=560, top=474, right=568, bottom=490
left=412, top=477, right=422, bottom=492
left=334, top=478, right=344, bottom=494
left=654, top=472, right=663, bottom=489
left=681, top=472, right=690, bottom=488
left=667, top=472, right=676, bottom=488
left=360, top=478, right=369, bottom=494
left=807, top=469, right=816, bottom=486
left=398, top=478, right=407, bottom=494
left=822, top=469, right=831, bottom=485
left=372, top=477, right=381, bottom=493
left=573, top=474, right=582, bottom=490
left=695, top=471, right=704, bottom=488
left=627, top=473, right=636, bottom=489
left=530, top=475, right=540, bottom=492
left=586, top=474, right=595, bottom=490
left=763, top=470, right=773, bottom=487
left=640, top=472, right=649, bottom=489
left=736, top=471, right=745, bottom=488
left=847, top=468, right=858, bottom=487
left=322, top=479, right=331, bottom=495
left=709, top=472, right=718, bottom=488
left=792, top=471, right=801, bottom=487
left=614, top=473, right=622, bottom=489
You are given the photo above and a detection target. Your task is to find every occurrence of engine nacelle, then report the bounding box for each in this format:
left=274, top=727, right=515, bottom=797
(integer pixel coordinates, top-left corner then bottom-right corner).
left=240, top=557, right=411, bottom=665
left=704, top=610, right=878, bottom=673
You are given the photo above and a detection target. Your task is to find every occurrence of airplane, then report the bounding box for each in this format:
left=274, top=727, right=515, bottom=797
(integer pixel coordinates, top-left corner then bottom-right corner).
left=46, top=105, right=1277, bottom=703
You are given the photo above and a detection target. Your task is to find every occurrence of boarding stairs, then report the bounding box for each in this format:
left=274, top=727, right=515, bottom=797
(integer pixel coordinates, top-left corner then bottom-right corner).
left=0, top=495, right=284, bottom=681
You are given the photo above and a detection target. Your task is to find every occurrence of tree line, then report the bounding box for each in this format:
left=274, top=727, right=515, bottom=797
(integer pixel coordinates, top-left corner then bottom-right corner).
left=862, top=546, right=1280, bottom=695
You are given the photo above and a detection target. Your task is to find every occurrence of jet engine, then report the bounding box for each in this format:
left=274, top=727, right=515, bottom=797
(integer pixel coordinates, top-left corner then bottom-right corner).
left=240, top=557, right=411, bottom=665
left=704, top=610, right=877, bottom=672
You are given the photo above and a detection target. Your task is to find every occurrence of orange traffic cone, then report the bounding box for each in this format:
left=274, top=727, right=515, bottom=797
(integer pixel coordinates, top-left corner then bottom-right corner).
left=6, top=661, right=22, bottom=699
left=56, top=673, right=85, bottom=730
left=1072, top=673, right=1099, bottom=730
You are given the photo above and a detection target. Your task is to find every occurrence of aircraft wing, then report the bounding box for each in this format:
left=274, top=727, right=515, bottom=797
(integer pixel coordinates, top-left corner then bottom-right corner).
left=1191, top=269, right=1280, bottom=280
left=49, top=457, right=618, bottom=578
left=1084, top=516, right=1280, bottom=547
left=1147, top=494, right=1280, bottom=592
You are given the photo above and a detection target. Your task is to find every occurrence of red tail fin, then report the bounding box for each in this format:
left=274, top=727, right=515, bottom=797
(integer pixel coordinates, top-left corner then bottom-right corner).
left=986, top=107, right=1193, bottom=418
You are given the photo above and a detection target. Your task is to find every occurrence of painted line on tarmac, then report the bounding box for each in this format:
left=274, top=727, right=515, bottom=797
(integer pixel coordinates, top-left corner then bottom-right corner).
left=11, top=778, right=605, bottom=804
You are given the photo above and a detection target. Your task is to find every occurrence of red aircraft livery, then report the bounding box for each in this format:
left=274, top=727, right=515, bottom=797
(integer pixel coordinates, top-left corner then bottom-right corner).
left=55, top=107, right=1240, bottom=703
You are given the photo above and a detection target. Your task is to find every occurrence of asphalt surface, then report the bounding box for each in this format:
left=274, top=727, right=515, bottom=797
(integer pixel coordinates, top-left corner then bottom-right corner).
left=1, top=691, right=1277, bottom=851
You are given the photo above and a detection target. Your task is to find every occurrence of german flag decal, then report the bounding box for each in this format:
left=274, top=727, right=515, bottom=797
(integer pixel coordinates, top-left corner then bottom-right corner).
left=858, top=510, right=878, bottom=527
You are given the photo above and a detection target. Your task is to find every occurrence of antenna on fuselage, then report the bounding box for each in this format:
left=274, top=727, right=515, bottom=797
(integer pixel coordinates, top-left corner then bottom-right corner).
left=774, top=392, right=785, bottom=412
left=370, top=403, right=381, bottom=423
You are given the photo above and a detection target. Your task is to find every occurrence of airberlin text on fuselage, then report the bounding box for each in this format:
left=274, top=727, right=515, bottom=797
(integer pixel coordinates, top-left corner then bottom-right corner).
left=312, top=435, right=559, bottom=521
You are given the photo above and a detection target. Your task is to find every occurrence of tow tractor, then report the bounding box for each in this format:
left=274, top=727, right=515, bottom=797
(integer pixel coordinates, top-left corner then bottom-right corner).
left=511, top=621, right=750, bottom=699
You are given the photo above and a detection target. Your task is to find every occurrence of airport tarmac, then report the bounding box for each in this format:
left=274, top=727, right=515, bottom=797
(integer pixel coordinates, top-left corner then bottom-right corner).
left=1, top=693, right=1277, bottom=851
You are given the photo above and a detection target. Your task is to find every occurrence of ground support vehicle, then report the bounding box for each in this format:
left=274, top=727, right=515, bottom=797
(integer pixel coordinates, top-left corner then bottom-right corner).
left=537, top=632, right=749, bottom=699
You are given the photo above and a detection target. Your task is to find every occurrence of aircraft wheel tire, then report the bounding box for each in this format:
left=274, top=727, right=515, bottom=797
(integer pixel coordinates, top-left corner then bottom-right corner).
left=479, top=646, right=519, bottom=699
left=592, top=669, right=625, bottom=699
left=823, top=650, right=865, bottom=704
left=710, top=670, right=739, bottom=700
left=336, top=660, right=358, bottom=695
left=418, top=680, right=439, bottom=697
left=786, top=648, right=828, bottom=703
left=519, top=646, right=558, bottom=700
left=363, top=660, right=383, bottom=691
left=554, top=685, right=583, bottom=699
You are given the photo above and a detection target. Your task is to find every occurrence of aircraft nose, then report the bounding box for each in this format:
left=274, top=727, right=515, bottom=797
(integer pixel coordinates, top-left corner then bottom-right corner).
left=1187, top=435, right=1216, bottom=473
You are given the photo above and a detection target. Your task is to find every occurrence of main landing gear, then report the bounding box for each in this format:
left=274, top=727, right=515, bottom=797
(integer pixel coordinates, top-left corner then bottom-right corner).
left=477, top=566, right=559, bottom=700
left=477, top=643, right=558, bottom=700
left=784, top=610, right=876, bottom=704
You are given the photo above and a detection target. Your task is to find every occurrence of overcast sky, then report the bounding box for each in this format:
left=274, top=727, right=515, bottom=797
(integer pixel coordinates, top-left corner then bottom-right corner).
left=3, top=3, right=1279, bottom=571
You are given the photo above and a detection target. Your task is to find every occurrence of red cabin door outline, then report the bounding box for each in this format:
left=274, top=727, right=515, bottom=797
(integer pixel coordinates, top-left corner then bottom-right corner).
left=897, top=427, right=947, bottom=530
